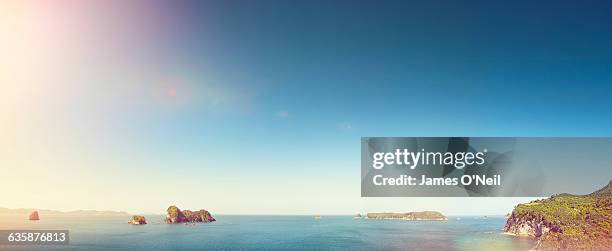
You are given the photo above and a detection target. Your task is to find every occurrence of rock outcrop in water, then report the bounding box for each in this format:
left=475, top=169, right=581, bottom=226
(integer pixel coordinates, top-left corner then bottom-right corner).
left=367, top=211, right=447, bottom=221
left=128, top=215, right=147, bottom=225
left=164, top=205, right=215, bottom=223
left=504, top=180, right=612, bottom=250
left=28, top=211, right=39, bottom=220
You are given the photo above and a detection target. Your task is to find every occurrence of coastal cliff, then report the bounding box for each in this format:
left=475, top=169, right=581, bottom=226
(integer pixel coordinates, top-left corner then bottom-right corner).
left=504, top=180, right=612, bottom=250
left=165, top=205, right=215, bottom=223
left=367, top=211, right=447, bottom=221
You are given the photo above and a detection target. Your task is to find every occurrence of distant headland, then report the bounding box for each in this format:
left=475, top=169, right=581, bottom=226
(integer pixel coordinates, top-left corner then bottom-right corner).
left=504, top=180, right=612, bottom=250
left=367, top=211, right=447, bottom=221
left=0, top=208, right=130, bottom=216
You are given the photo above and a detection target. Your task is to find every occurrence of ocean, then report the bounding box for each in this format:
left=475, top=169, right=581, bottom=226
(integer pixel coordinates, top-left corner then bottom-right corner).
left=0, top=215, right=535, bottom=250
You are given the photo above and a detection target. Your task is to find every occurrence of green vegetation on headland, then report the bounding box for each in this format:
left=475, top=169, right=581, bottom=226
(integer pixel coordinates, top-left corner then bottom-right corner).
left=504, top=180, right=612, bottom=250
left=367, top=211, right=447, bottom=220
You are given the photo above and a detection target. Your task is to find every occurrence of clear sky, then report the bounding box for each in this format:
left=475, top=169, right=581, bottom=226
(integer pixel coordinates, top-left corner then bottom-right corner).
left=1, top=1, right=611, bottom=215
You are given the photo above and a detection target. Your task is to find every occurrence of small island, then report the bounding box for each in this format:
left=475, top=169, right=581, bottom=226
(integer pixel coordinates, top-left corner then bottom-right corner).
left=504, top=180, right=612, bottom=250
left=165, top=205, right=215, bottom=223
left=367, top=211, right=447, bottom=221
left=128, top=215, right=147, bottom=225
left=28, top=211, right=39, bottom=221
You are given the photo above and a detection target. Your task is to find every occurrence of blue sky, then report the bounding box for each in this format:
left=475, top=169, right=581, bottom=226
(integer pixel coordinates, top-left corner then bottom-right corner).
left=167, top=0, right=612, bottom=136
left=150, top=0, right=612, bottom=177
left=1, top=0, right=611, bottom=214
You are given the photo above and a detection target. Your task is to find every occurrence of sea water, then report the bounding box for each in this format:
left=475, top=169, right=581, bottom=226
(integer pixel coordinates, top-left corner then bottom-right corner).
left=0, top=215, right=534, bottom=250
